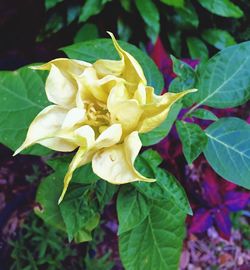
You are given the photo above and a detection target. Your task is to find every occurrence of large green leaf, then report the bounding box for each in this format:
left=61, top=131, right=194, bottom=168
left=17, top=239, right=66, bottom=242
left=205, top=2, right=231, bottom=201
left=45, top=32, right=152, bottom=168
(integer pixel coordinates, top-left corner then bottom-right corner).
left=186, top=37, right=209, bottom=62
left=74, top=23, right=99, bottom=43
left=176, top=121, right=208, bottom=164
left=204, top=117, right=250, bottom=189
left=119, top=199, right=186, bottom=270
left=197, top=0, right=243, bottom=18
left=135, top=0, right=159, bottom=43
left=202, top=29, right=236, bottom=50
left=62, top=39, right=164, bottom=95
left=195, top=41, right=250, bottom=108
left=0, top=67, right=51, bottom=156
left=117, top=185, right=150, bottom=235
left=160, top=0, right=184, bottom=8
left=79, top=0, right=111, bottom=22
left=140, top=103, right=182, bottom=146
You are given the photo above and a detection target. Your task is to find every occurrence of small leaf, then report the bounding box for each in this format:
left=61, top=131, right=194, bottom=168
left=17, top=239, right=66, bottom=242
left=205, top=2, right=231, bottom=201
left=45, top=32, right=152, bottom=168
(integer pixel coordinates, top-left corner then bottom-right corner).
left=117, top=185, right=150, bottom=235
left=169, top=56, right=198, bottom=107
left=186, top=37, right=209, bottom=61
left=119, top=199, right=186, bottom=270
left=120, top=0, right=131, bottom=12
left=62, top=38, right=164, bottom=94
left=0, top=67, right=51, bottom=156
left=202, top=29, right=236, bottom=50
left=197, top=0, right=243, bottom=18
left=204, top=117, right=250, bottom=189
left=117, top=19, right=132, bottom=42
left=140, top=149, right=163, bottom=168
left=96, top=180, right=118, bottom=209
left=189, top=108, right=218, bottom=121
left=135, top=0, right=160, bottom=43
left=140, top=103, right=182, bottom=146
left=176, top=121, right=208, bottom=164
left=160, top=0, right=184, bottom=8
left=74, top=23, right=99, bottom=43
left=168, top=31, right=181, bottom=57
left=45, top=0, right=63, bottom=10
left=194, top=41, right=250, bottom=108
left=79, top=0, right=111, bottom=22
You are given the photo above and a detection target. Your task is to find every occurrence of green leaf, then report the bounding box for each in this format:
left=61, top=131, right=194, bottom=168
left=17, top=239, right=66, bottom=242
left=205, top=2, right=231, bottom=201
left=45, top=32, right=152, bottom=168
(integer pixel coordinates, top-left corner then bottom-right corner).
left=96, top=180, right=118, bottom=209
left=74, top=23, right=99, bottom=43
left=135, top=0, right=160, bottom=43
left=186, top=37, right=209, bottom=61
left=204, top=117, right=250, bottom=189
left=168, top=31, right=182, bottom=57
left=176, top=121, right=208, bottom=164
left=134, top=155, right=192, bottom=215
left=174, top=1, right=199, bottom=29
left=120, top=0, right=131, bottom=12
left=160, top=0, right=184, bottom=8
left=197, top=0, right=243, bottom=18
left=119, top=199, right=186, bottom=270
left=202, top=29, right=236, bottom=50
left=195, top=41, right=250, bottom=108
left=169, top=56, right=198, bottom=107
left=140, top=103, right=182, bottom=146
left=35, top=172, right=66, bottom=231
left=189, top=108, right=218, bottom=121
left=117, top=19, right=132, bottom=42
left=45, top=0, right=63, bottom=10
left=117, top=185, right=150, bottom=235
left=0, top=67, right=51, bottom=156
left=67, top=5, right=81, bottom=25
left=79, top=0, right=111, bottom=22
left=140, top=149, right=163, bottom=168
left=59, top=184, right=100, bottom=242
left=62, top=38, right=164, bottom=95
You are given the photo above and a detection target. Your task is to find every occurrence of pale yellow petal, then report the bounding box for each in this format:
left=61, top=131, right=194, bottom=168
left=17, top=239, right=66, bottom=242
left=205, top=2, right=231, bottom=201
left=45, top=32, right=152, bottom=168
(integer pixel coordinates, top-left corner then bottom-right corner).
left=92, top=132, right=155, bottom=184
left=133, top=82, right=147, bottom=105
left=62, top=107, right=86, bottom=129
left=45, top=64, right=77, bottom=107
left=139, top=88, right=197, bottom=133
left=14, top=105, right=74, bottom=155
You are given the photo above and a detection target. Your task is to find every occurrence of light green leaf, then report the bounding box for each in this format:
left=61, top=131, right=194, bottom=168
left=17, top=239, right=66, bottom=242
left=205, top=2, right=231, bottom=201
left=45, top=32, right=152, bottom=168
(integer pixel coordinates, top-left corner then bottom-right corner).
left=140, top=103, right=182, bottom=146
left=186, top=37, right=209, bottom=61
left=59, top=184, right=100, bottom=242
left=79, top=0, right=111, bottom=22
left=117, top=185, right=150, bottom=235
left=204, top=117, right=250, bottom=189
left=74, top=23, right=99, bottom=43
left=45, top=0, right=63, bottom=10
left=160, top=0, right=184, bottom=8
left=0, top=67, right=51, bottom=156
left=189, top=108, right=218, bottom=121
left=176, top=121, right=208, bottom=164
left=194, top=41, right=250, bottom=108
left=202, top=29, right=236, bottom=50
left=135, top=0, right=160, bottom=43
left=169, top=56, right=198, bottom=107
left=62, top=38, right=164, bottom=95
left=197, top=0, right=243, bottom=18
left=119, top=199, right=186, bottom=270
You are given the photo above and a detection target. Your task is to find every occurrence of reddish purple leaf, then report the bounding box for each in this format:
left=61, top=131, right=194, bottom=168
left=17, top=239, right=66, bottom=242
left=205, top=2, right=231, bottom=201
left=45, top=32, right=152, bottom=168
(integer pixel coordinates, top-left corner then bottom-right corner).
left=224, top=191, right=250, bottom=212
left=214, top=207, right=231, bottom=240
left=189, top=208, right=213, bottom=234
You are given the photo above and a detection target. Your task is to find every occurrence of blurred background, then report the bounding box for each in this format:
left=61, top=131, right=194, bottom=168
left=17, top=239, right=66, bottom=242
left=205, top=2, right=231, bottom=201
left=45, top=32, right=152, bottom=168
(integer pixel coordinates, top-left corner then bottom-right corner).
left=0, top=0, right=250, bottom=269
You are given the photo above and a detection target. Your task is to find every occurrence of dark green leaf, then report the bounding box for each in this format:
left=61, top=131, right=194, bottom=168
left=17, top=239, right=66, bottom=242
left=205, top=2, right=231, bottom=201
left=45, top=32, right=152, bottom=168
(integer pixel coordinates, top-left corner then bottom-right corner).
left=96, top=180, right=118, bottom=209
left=62, top=38, right=164, bottom=94
left=168, top=31, right=182, bottom=57
left=0, top=67, right=51, bottom=156
left=140, top=149, right=163, bottom=168
left=120, top=0, right=131, bottom=12
left=195, top=41, right=250, bottom=108
left=186, top=37, right=209, bottom=61
left=169, top=56, right=198, bottom=107
left=202, top=29, right=236, bottom=50
left=119, top=199, right=186, bottom=270
left=189, top=108, right=218, bottom=121
left=74, top=23, right=99, bottom=43
left=135, top=0, right=160, bottom=43
left=117, top=19, right=132, bottom=42
left=117, top=185, right=150, bottom=234
left=204, top=117, right=250, bottom=189
left=67, top=5, right=81, bottom=24
left=140, top=103, right=182, bottom=146
left=45, top=0, right=63, bottom=10
left=160, top=0, right=184, bottom=8
left=79, top=0, right=111, bottom=22
left=176, top=121, right=208, bottom=164
left=197, top=0, right=243, bottom=18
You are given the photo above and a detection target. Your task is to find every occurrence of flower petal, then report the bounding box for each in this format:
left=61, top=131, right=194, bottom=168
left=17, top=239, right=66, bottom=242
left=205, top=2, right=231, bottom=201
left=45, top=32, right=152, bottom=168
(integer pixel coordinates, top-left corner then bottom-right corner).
left=62, top=107, right=86, bottom=129
left=14, top=105, right=76, bottom=154
left=139, top=88, right=197, bottom=133
left=92, top=132, right=155, bottom=184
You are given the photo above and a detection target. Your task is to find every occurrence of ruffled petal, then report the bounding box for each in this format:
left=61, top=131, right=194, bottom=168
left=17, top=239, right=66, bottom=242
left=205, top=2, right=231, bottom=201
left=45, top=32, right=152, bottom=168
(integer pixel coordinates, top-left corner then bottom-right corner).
left=62, top=107, right=86, bottom=129
left=92, top=132, right=155, bottom=184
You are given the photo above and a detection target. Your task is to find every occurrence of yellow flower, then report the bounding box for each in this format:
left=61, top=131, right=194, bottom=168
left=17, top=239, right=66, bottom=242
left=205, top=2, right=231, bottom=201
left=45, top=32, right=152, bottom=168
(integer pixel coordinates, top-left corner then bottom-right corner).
left=14, top=32, right=196, bottom=203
